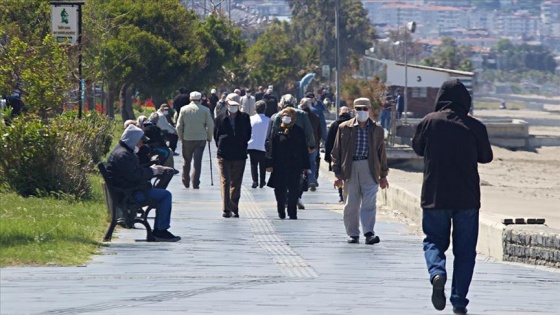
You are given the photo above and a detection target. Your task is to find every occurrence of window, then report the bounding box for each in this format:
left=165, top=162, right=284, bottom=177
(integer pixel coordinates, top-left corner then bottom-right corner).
left=412, top=87, right=427, bottom=98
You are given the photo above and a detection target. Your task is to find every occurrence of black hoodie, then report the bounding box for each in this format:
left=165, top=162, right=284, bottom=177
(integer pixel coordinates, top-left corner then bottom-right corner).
left=412, top=79, right=493, bottom=209
left=324, top=112, right=352, bottom=168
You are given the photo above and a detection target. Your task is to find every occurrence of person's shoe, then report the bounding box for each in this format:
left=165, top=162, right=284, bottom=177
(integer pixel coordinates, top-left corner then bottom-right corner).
left=431, top=274, right=447, bottom=311
left=297, top=199, right=305, bottom=209
left=193, top=185, right=199, bottom=189
left=278, top=211, right=286, bottom=219
left=289, top=216, right=297, bottom=220
left=222, top=211, right=232, bottom=218
left=338, top=197, right=344, bottom=204
left=173, top=169, right=180, bottom=175
left=365, top=234, right=380, bottom=245
left=259, top=182, right=265, bottom=188
left=152, top=229, right=181, bottom=242
left=232, top=210, right=239, bottom=218
left=347, top=237, right=359, bottom=244
left=453, top=307, right=468, bottom=314
left=309, top=183, right=316, bottom=191
left=173, top=152, right=180, bottom=156
left=251, top=182, right=258, bottom=188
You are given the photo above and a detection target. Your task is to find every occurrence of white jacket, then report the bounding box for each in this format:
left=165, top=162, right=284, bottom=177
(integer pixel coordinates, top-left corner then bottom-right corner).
left=247, top=114, right=270, bottom=152
left=156, top=111, right=176, bottom=134
left=240, top=95, right=256, bottom=116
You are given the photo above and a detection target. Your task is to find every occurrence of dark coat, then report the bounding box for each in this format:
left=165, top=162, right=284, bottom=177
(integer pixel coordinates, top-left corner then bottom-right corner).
left=412, top=79, right=493, bottom=210
left=263, top=94, right=278, bottom=118
left=106, top=141, right=154, bottom=190
left=214, top=111, right=252, bottom=161
left=265, top=124, right=310, bottom=188
left=172, top=93, right=190, bottom=113
left=306, top=110, right=322, bottom=150
left=324, top=113, right=352, bottom=169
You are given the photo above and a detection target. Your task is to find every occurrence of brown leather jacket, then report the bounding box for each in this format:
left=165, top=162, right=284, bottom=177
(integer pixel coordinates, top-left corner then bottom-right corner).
left=330, top=118, right=389, bottom=183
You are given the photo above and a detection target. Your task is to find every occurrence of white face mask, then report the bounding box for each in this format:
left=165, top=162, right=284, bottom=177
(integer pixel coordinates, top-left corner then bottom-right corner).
left=133, top=146, right=140, bottom=154
left=281, top=116, right=292, bottom=124
left=228, top=106, right=239, bottom=113
left=356, top=111, right=369, bottom=122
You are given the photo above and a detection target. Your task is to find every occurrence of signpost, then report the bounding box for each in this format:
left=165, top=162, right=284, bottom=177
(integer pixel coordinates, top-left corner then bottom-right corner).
left=50, top=1, right=84, bottom=118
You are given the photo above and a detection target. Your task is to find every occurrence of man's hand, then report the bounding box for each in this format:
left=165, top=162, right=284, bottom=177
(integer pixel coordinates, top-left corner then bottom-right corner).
left=150, top=165, right=164, bottom=175
left=333, top=178, right=343, bottom=189
left=380, top=177, right=389, bottom=189
left=266, top=167, right=273, bottom=172
left=308, top=147, right=316, bottom=153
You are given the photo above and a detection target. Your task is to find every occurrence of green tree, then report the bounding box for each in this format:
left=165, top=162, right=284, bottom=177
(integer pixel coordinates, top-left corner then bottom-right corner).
left=421, top=37, right=473, bottom=71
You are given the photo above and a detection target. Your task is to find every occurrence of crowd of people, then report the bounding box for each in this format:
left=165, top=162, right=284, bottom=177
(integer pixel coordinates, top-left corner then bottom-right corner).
left=104, top=79, right=492, bottom=315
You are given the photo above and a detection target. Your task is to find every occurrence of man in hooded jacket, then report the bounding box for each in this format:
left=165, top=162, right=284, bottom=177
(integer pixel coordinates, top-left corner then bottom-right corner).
left=412, top=79, right=493, bottom=314
left=106, top=125, right=181, bottom=242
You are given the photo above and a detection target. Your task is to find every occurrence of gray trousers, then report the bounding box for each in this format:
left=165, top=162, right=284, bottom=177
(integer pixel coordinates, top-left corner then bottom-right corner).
left=217, top=158, right=246, bottom=213
left=181, top=140, right=206, bottom=188
left=343, top=160, right=379, bottom=237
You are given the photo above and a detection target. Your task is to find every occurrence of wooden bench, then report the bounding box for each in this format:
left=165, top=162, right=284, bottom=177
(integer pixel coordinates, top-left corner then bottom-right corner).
left=97, top=162, right=157, bottom=242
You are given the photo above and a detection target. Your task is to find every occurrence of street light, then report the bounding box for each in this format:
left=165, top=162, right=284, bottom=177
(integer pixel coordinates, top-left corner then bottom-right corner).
left=403, top=21, right=416, bottom=124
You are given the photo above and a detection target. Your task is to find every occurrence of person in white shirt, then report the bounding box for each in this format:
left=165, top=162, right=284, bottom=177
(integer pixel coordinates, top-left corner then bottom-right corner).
left=240, top=88, right=256, bottom=116
left=156, top=104, right=179, bottom=155
left=247, top=100, right=270, bottom=188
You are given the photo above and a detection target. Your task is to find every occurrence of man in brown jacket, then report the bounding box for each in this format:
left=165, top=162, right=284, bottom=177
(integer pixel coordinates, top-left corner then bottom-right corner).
left=331, top=97, right=389, bottom=244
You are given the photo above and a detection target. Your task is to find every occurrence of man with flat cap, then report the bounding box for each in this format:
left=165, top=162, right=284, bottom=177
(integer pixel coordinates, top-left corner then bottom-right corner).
left=331, top=97, right=389, bottom=245
left=176, top=91, right=214, bottom=189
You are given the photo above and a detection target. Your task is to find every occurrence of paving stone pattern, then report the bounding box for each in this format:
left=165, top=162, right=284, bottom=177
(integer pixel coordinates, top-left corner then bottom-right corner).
left=1, top=153, right=560, bottom=314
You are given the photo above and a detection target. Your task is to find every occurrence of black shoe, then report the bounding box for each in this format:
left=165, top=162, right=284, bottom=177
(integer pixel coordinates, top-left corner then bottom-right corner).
left=278, top=210, right=286, bottom=219
left=431, top=274, right=446, bottom=311
left=309, top=183, right=316, bottom=191
left=365, top=234, right=380, bottom=245
left=173, top=152, right=180, bottom=156
left=173, top=169, right=180, bottom=175
left=222, top=211, right=232, bottom=218
left=297, top=199, right=305, bottom=209
left=232, top=211, right=239, bottom=218
left=347, top=237, right=359, bottom=244
left=338, top=198, right=344, bottom=204
left=152, top=229, right=181, bottom=242
left=289, top=216, right=297, bottom=220
left=259, top=182, right=265, bottom=188
left=193, top=186, right=199, bottom=189
left=251, top=182, right=258, bottom=188
left=453, top=307, right=468, bottom=314
left=182, top=181, right=189, bottom=188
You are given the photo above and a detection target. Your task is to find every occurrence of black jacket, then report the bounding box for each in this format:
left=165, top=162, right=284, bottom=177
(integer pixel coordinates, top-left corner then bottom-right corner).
left=106, top=141, right=154, bottom=190
left=324, top=113, right=352, bottom=167
left=172, top=93, right=190, bottom=113
left=265, top=124, right=310, bottom=188
left=263, top=94, right=278, bottom=118
left=214, top=111, right=252, bottom=161
left=412, top=79, right=493, bottom=209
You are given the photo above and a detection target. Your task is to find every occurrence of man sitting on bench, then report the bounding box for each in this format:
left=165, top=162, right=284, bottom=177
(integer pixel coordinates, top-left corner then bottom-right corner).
left=106, top=125, right=181, bottom=242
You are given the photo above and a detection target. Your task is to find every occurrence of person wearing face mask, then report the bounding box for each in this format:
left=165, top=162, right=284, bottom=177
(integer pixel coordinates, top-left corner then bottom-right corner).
left=298, top=98, right=322, bottom=192
left=105, top=125, right=181, bottom=242
left=240, top=88, right=256, bottom=116
left=214, top=100, right=252, bottom=218
left=265, top=107, right=310, bottom=220
left=331, top=97, right=389, bottom=245
left=156, top=104, right=179, bottom=156
left=324, top=106, right=353, bottom=203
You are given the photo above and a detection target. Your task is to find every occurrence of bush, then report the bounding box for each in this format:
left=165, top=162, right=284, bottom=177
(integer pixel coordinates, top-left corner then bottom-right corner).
left=0, top=112, right=114, bottom=199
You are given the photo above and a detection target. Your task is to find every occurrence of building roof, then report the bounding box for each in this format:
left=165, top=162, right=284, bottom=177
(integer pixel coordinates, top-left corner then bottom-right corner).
left=393, top=63, right=474, bottom=77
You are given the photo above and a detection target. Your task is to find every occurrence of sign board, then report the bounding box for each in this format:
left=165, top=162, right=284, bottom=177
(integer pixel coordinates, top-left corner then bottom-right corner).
left=51, top=4, right=79, bottom=44
left=322, top=65, right=330, bottom=78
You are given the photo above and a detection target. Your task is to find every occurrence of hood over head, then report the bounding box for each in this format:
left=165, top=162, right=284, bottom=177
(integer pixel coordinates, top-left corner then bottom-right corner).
left=120, top=125, right=148, bottom=150
left=434, top=79, right=471, bottom=115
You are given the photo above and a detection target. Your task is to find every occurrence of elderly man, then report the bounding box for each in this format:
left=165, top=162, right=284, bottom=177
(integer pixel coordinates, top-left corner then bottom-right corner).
left=331, top=97, right=389, bottom=245
left=240, top=88, right=256, bottom=116
left=106, top=125, right=180, bottom=242
left=176, top=91, right=214, bottom=189
left=325, top=106, right=353, bottom=203
left=156, top=104, right=179, bottom=155
left=214, top=100, right=252, bottom=218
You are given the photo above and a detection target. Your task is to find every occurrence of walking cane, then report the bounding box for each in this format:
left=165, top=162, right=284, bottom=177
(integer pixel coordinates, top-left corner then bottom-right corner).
left=207, top=141, right=214, bottom=186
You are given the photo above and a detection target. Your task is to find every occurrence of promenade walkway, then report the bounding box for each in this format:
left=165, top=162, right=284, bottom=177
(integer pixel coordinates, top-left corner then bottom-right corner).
left=1, top=152, right=559, bottom=314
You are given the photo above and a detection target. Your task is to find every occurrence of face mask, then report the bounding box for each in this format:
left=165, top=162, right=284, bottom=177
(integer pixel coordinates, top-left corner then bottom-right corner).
left=281, top=116, right=292, bottom=124
left=163, top=110, right=169, bottom=115
left=356, top=111, right=369, bottom=122
left=229, top=106, right=239, bottom=113
left=133, top=146, right=140, bottom=154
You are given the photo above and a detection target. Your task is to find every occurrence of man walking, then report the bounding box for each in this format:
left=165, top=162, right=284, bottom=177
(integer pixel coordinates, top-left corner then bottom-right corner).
left=176, top=91, right=214, bottom=189
left=248, top=101, right=270, bottom=188
left=214, top=100, right=252, bottom=218
left=331, top=97, right=389, bottom=245
left=412, top=79, right=493, bottom=314
left=240, top=88, right=256, bottom=116
left=172, top=87, right=190, bottom=119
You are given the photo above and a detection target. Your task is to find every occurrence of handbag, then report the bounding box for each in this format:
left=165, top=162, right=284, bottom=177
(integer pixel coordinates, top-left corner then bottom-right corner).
left=300, top=172, right=309, bottom=192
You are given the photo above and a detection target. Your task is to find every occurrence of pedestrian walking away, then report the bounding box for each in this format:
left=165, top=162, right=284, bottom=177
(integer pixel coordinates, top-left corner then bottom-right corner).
left=412, top=79, right=493, bottom=314
left=324, top=106, right=352, bottom=203
left=331, top=97, right=389, bottom=245
left=214, top=100, right=252, bottom=218
left=266, top=107, right=310, bottom=220
left=176, top=91, right=214, bottom=189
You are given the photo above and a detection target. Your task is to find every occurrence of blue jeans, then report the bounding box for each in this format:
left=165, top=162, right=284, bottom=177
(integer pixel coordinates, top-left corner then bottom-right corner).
left=379, top=109, right=391, bottom=130
left=134, top=188, right=172, bottom=231
left=422, top=209, right=479, bottom=308
left=307, top=150, right=318, bottom=185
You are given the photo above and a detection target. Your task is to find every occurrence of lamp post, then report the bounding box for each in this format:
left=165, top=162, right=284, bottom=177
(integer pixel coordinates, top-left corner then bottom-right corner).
left=335, top=0, right=341, bottom=118
left=403, top=21, right=416, bottom=124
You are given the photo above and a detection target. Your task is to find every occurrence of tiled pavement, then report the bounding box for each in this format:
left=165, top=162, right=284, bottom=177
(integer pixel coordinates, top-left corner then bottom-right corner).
left=1, top=151, right=560, bottom=314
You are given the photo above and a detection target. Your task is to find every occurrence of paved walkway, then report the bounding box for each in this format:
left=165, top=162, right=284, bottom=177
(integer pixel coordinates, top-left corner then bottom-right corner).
left=1, top=152, right=560, bottom=314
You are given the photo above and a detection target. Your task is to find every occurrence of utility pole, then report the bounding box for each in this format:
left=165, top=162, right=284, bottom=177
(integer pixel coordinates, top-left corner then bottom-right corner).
left=335, top=0, right=341, bottom=118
